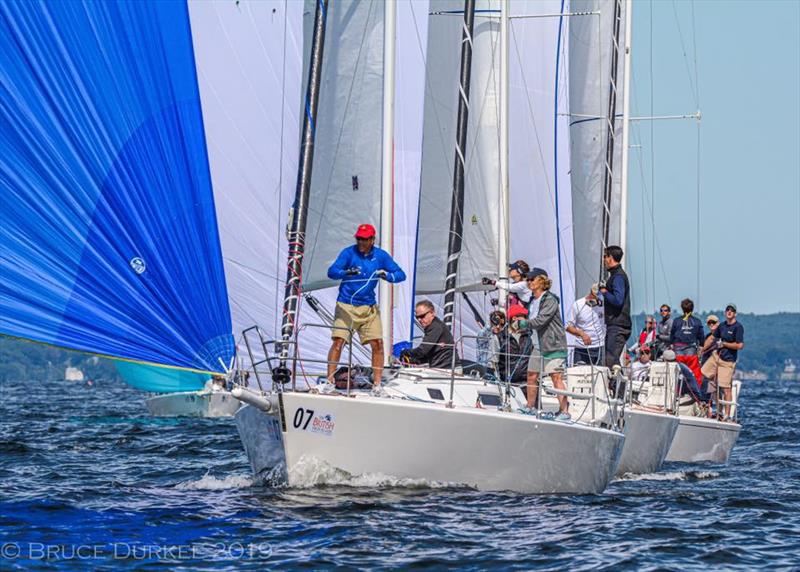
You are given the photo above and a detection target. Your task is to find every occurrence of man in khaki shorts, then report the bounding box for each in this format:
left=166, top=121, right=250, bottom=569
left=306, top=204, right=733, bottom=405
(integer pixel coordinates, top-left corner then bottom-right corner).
left=701, top=303, right=744, bottom=420
left=326, top=224, right=406, bottom=389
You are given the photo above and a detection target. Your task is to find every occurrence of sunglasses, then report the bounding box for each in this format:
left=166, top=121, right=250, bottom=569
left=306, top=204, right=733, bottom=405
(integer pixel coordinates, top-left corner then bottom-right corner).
left=707, top=321, right=718, bottom=325
left=660, top=309, right=670, bottom=313
left=726, top=308, right=736, bottom=313
left=415, top=310, right=430, bottom=319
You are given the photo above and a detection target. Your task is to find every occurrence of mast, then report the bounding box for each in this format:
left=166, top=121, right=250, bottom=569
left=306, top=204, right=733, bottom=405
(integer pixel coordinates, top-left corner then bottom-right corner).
left=279, top=0, right=330, bottom=362
left=619, top=0, right=633, bottom=265
left=498, top=0, right=509, bottom=300
left=380, top=0, right=396, bottom=362
left=599, top=0, right=623, bottom=264
left=443, top=0, right=476, bottom=330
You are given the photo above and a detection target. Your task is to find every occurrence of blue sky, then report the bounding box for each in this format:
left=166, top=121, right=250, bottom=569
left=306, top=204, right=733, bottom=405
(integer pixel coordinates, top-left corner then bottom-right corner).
left=625, top=0, right=800, bottom=315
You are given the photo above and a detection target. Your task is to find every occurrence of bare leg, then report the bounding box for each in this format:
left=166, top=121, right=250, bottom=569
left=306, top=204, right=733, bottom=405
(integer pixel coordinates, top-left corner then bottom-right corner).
left=327, top=338, right=346, bottom=380
left=551, top=372, right=568, bottom=413
left=723, top=387, right=732, bottom=419
left=526, top=371, right=539, bottom=409
left=369, top=339, right=384, bottom=386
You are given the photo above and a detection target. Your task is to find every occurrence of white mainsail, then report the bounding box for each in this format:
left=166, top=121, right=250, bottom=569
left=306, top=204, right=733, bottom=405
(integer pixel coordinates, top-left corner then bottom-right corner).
left=568, top=0, right=629, bottom=297
left=414, top=0, right=575, bottom=353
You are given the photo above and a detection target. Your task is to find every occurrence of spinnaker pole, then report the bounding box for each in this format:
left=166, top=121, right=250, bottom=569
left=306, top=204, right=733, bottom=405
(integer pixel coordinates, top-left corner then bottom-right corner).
left=599, top=0, right=623, bottom=264
left=278, top=0, right=330, bottom=375
left=442, top=0, right=476, bottom=331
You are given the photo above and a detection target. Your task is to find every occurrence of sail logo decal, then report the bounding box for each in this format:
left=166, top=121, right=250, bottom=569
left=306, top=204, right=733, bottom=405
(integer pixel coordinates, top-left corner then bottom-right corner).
left=292, top=408, right=335, bottom=437
left=129, top=257, right=146, bottom=274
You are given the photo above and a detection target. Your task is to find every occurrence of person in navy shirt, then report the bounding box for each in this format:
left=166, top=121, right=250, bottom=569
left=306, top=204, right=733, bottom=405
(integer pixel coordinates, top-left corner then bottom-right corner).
left=669, top=298, right=705, bottom=356
left=701, top=303, right=744, bottom=420
left=599, top=245, right=631, bottom=368
left=326, top=224, right=406, bottom=388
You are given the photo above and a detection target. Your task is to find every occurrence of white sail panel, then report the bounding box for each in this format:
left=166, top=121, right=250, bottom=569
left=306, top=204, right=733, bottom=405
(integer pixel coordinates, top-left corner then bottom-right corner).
left=415, top=0, right=503, bottom=294
left=568, top=0, right=628, bottom=296
left=508, top=0, right=576, bottom=310
left=301, top=0, right=386, bottom=291
left=392, top=0, right=430, bottom=345
left=188, top=0, right=303, bottom=350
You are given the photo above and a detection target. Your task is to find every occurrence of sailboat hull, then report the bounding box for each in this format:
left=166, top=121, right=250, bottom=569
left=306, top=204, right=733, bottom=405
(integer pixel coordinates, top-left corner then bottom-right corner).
left=145, top=390, right=241, bottom=418
left=237, top=392, right=625, bottom=494
left=616, top=408, right=679, bottom=475
left=665, top=416, right=741, bottom=463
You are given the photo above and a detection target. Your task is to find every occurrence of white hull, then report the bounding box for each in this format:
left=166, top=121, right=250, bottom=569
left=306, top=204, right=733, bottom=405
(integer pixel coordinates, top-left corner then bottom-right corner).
left=616, top=408, right=679, bottom=475
left=665, top=416, right=741, bottom=463
left=145, top=390, right=241, bottom=418
left=236, top=392, right=625, bottom=494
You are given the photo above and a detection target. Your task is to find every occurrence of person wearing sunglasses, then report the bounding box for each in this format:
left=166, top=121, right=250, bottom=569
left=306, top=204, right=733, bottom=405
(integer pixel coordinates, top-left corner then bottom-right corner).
left=638, top=315, right=657, bottom=349
left=699, top=315, right=721, bottom=366
left=400, top=300, right=458, bottom=370
left=701, top=304, right=745, bottom=420
left=655, top=304, right=673, bottom=358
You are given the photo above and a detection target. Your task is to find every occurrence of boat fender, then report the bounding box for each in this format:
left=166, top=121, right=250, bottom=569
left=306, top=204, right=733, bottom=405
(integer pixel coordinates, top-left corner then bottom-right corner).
left=231, top=387, right=277, bottom=413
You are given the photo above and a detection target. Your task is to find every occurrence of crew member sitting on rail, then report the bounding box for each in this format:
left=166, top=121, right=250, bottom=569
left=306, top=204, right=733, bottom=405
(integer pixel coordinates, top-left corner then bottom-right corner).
left=401, top=300, right=458, bottom=369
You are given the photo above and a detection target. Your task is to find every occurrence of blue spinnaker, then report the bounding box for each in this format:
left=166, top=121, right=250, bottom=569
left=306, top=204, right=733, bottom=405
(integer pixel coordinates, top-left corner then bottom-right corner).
left=0, top=1, right=233, bottom=382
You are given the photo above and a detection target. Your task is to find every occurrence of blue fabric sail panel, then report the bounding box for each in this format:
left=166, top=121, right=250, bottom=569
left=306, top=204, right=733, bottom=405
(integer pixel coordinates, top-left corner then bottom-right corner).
left=0, top=1, right=234, bottom=375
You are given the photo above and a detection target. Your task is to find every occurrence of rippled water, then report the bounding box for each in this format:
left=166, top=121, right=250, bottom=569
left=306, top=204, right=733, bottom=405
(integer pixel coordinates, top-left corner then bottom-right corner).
left=1, top=377, right=798, bottom=569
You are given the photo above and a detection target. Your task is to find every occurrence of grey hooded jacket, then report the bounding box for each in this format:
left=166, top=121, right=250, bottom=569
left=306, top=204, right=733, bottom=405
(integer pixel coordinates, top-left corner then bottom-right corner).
left=528, top=291, right=567, bottom=355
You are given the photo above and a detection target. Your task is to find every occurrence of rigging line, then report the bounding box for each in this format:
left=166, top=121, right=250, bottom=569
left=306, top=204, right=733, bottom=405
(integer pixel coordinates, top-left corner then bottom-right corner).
left=631, top=123, right=672, bottom=304
left=649, top=0, right=656, bottom=309
left=303, top=0, right=377, bottom=275
left=691, top=0, right=702, bottom=308
left=276, top=0, right=290, bottom=336
left=670, top=0, right=699, bottom=106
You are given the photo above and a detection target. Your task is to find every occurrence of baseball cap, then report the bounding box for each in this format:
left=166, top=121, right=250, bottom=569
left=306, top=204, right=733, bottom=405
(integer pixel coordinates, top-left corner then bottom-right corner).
left=354, top=223, right=376, bottom=239
left=725, top=303, right=737, bottom=313
left=661, top=349, right=676, bottom=362
left=507, top=304, right=528, bottom=320
left=525, top=267, right=548, bottom=280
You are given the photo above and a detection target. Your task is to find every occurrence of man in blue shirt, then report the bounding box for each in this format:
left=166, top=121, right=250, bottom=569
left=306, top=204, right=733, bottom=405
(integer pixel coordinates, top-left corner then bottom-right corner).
left=326, top=224, right=406, bottom=388
left=701, top=303, right=744, bottom=420
left=669, top=298, right=705, bottom=356
left=599, top=245, right=631, bottom=368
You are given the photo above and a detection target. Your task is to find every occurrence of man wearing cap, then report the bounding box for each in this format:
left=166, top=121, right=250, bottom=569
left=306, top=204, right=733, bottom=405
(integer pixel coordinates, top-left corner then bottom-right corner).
left=701, top=304, right=744, bottom=420
left=600, top=245, right=632, bottom=368
left=566, top=284, right=605, bottom=366
left=655, top=304, right=674, bottom=358
left=326, top=224, right=406, bottom=388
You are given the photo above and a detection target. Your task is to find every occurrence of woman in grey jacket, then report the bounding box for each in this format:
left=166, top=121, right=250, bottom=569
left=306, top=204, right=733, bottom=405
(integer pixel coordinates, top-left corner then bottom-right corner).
left=523, top=268, right=570, bottom=419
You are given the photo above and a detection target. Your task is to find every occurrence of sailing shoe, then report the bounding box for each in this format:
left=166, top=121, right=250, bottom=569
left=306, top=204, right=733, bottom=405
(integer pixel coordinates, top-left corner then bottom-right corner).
left=555, top=411, right=572, bottom=422
left=517, top=407, right=536, bottom=416
left=370, top=385, right=389, bottom=398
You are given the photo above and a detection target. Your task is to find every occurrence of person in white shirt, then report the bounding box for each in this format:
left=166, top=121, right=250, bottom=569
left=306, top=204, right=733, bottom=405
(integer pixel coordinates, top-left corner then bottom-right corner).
left=630, top=346, right=651, bottom=380
left=493, top=260, right=532, bottom=307
left=566, top=284, right=606, bottom=366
